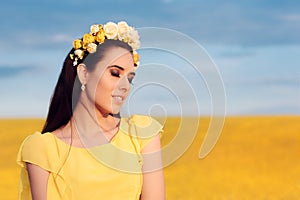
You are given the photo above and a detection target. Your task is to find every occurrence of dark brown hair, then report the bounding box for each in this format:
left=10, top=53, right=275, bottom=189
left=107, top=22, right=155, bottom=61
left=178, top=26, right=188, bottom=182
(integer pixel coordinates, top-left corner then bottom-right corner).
left=42, top=39, right=133, bottom=133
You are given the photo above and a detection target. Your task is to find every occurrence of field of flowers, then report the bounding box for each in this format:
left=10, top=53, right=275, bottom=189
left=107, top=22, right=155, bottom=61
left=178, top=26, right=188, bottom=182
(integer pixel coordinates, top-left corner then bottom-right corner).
left=0, top=116, right=299, bottom=199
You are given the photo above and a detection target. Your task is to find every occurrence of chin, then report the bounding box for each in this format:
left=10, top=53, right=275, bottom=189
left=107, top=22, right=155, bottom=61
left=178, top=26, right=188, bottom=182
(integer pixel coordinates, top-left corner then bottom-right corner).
left=95, top=104, right=120, bottom=117
left=111, top=107, right=122, bottom=115
left=110, top=103, right=124, bottom=113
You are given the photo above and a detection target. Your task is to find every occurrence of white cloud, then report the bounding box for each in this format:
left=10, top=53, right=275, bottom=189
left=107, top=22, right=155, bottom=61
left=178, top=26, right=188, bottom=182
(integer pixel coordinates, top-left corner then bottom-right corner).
left=50, top=34, right=73, bottom=42
left=280, top=14, right=300, bottom=22
left=20, top=33, right=72, bottom=46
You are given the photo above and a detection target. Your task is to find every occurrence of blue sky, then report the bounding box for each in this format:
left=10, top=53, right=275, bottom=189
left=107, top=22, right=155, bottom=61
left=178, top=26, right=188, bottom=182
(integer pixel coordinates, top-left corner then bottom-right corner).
left=0, top=0, right=299, bottom=117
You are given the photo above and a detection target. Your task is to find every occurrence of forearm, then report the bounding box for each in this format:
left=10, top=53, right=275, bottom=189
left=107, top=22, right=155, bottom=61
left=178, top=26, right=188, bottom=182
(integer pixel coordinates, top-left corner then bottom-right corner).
left=140, top=169, right=165, bottom=200
left=140, top=134, right=166, bottom=200
left=26, top=162, right=50, bottom=200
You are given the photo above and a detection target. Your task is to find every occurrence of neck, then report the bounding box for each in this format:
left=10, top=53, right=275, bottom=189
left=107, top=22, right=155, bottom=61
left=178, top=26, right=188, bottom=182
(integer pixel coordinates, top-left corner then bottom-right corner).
left=73, top=96, right=121, bottom=136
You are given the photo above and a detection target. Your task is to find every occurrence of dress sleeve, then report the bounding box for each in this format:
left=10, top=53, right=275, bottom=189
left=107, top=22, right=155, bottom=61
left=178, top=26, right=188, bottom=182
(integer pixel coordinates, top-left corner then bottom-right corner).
left=129, top=115, right=164, bottom=150
left=16, top=132, right=66, bottom=200
left=16, top=132, right=61, bottom=173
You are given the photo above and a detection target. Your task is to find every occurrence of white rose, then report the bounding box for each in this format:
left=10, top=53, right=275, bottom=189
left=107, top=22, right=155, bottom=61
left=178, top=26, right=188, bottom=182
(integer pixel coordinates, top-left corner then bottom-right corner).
left=127, top=29, right=140, bottom=42
left=118, top=30, right=129, bottom=42
left=87, top=43, right=97, bottom=53
left=74, top=49, right=84, bottom=59
left=73, top=60, right=78, bottom=66
left=123, top=29, right=140, bottom=50
left=128, top=40, right=141, bottom=50
left=117, top=21, right=129, bottom=35
left=104, top=22, right=118, bottom=39
left=90, top=24, right=100, bottom=35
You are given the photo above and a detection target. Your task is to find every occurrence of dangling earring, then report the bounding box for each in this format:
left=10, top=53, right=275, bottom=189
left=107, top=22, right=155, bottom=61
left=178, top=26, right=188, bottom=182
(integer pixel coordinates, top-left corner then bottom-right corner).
left=81, top=84, right=86, bottom=91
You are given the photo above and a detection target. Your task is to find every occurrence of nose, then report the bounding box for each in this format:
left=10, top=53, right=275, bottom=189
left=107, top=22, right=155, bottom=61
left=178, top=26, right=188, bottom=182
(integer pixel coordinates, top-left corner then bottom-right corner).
left=118, top=75, right=131, bottom=92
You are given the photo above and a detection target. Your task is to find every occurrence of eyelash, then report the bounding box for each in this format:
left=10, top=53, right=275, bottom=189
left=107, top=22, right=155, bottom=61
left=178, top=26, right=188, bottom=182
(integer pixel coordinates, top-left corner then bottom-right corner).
left=110, top=70, right=134, bottom=84
left=111, top=70, right=120, bottom=78
left=128, top=77, right=134, bottom=84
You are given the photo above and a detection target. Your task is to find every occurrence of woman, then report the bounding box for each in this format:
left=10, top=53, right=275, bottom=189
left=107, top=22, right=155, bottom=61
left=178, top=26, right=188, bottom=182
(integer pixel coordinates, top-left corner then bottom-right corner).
left=17, top=21, right=165, bottom=200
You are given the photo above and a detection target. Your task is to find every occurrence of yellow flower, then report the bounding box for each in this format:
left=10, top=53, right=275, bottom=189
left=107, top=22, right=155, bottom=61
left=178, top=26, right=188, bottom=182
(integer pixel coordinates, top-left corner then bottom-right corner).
left=73, top=39, right=83, bottom=49
left=87, top=43, right=97, bottom=53
left=95, top=29, right=105, bottom=43
left=133, top=51, right=139, bottom=65
left=104, top=22, right=118, bottom=39
left=82, top=43, right=88, bottom=49
left=69, top=21, right=141, bottom=67
left=83, top=33, right=95, bottom=45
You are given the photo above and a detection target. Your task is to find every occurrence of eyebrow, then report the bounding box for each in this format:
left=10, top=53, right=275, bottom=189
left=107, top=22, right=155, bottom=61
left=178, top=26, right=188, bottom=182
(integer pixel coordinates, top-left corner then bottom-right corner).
left=107, top=65, right=124, bottom=71
left=129, top=72, right=136, bottom=76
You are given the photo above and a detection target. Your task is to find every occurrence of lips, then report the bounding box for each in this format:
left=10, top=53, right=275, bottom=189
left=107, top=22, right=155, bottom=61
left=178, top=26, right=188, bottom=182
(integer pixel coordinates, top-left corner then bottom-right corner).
left=112, top=95, right=125, bottom=104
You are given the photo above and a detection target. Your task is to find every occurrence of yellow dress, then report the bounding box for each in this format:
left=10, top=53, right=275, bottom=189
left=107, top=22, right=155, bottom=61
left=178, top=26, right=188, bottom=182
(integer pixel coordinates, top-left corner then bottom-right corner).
left=16, top=115, right=163, bottom=200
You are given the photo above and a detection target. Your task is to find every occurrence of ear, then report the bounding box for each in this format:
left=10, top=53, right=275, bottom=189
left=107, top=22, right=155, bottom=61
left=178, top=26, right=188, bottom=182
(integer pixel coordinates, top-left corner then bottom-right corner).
left=77, top=64, right=88, bottom=85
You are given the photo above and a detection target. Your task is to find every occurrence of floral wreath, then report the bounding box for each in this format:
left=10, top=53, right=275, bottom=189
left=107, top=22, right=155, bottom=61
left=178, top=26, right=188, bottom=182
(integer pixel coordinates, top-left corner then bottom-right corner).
left=69, top=21, right=140, bottom=68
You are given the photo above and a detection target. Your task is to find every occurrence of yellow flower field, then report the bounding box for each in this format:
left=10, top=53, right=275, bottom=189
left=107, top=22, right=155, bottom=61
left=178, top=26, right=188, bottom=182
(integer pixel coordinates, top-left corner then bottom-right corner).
left=0, top=116, right=299, bottom=199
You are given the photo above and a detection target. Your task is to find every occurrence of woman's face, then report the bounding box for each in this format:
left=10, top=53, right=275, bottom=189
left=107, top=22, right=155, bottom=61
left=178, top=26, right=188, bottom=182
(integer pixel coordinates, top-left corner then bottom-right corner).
left=86, top=47, right=135, bottom=116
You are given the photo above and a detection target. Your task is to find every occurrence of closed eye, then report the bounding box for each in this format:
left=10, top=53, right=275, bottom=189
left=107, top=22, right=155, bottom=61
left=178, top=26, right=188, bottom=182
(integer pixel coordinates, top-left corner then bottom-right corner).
left=127, top=72, right=135, bottom=84
left=128, top=77, right=134, bottom=84
left=108, top=65, right=135, bottom=85
left=110, top=69, right=120, bottom=77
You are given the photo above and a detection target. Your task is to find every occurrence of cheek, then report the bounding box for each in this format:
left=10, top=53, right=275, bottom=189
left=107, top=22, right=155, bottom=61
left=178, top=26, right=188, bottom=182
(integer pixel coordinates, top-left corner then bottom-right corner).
left=95, top=75, right=117, bottom=98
